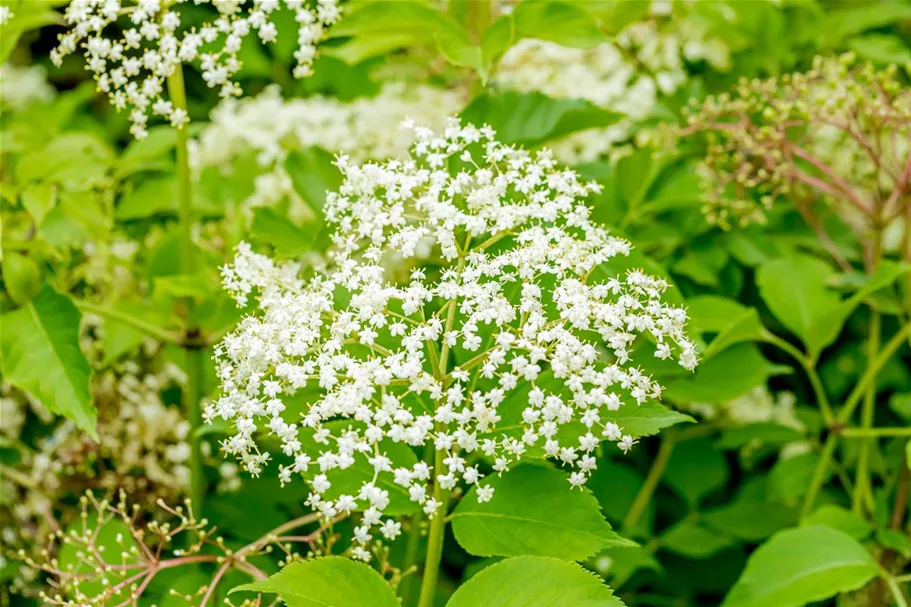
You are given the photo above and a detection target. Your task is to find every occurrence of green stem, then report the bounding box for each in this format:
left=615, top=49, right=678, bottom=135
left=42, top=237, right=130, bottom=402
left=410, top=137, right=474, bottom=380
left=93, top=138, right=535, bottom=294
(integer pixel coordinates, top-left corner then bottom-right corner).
left=167, top=68, right=195, bottom=277
left=841, top=427, right=911, bottom=438
left=853, top=311, right=880, bottom=514
left=837, top=321, right=911, bottom=424
left=167, top=66, right=205, bottom=513
left=801, top=433, right=837, bottom=517
left=75, top=300, right=182, bottom=344
left=765, top=334, right=833, bottom=424
left=623, top=433, right=677, bottom=530
left=400, top=510, right=424, bottom=606
left=885, top=574, right=909, bottom=607
left=185, top=347, right=204, bottom=515
left=417, top=447, right=448, bottom=607
left=416, top=246, right=465, bottom=607
left=0, top=463, right=38, bottom=490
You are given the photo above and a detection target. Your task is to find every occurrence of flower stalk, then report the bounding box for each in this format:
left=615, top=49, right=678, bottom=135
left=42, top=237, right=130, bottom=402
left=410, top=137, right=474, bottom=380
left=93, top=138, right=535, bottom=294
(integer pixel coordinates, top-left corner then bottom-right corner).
left=167, top=65, right=204, bottom=513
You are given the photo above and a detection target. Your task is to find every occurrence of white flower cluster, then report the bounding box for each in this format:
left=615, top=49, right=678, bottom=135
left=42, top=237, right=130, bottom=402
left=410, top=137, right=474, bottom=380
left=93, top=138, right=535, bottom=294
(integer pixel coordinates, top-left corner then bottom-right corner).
left=208, top=119, right=697, bottom=559
left=192, top=82, right=464, bottom=208
left=0, top=63, right=56, bottom=111
left=50, top=0, right=340, bottom=138
left=493, top=6, right=729, bottom=164
left=686, top=386, right=803, bottom=429
left=0, top=6, right=12, bottom=25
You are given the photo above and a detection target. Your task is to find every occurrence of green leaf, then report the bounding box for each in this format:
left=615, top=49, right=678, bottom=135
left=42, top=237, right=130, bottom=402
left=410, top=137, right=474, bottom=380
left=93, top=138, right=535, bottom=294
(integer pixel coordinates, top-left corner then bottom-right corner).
left=664, top=344, right=781, bottom=404
left=0, top=285, right=96, bottom=437
left=804, top=261, right=911, bottom=357
left=15, top=132, right=114, bottom=185
left=663, top=438, right=729, bottom=508
left=849, top=33, right=911, bottom=64
left=687, top=296, right=766, bottom=360
left=509, top=1, right=606, bottom=48
left=480, top=15, right=515, bottom=71
left=461, top=91, right=622, bottom=147
left=116, top=177, right=178, bottom=220
left=595, top=544, right=661, bottom=588
left=446, top=556, right=625, bottom=607
left=479, top=1, right=609, bottom=73
left=878, top=529, right=911, bottom=558
left=721, top=526, right=878, bottom=607
left=588, top=459, right=648, bottom=528
left=284, top=146, right=343, bottom=214
left=20, top=182, right=57, bottom=226
left=890, top=393, right=911, bottom=421
left=660, top=518, right=738, bottom=559
left=116, top=125, right=180, bottom=176
left=819, top=2, right=911, bottom=47
left=323, top=32, right=418, bottom=64
left=101, top=301, right=174, bottom=365
left=703, top=501, right=798, bottom=542
left=756, top=254, right=841, bottom=355
left=2, top=252, right=41, bottom=304
left=117, top=175, right=223, bottom=220
left=40, top=190, right=111, bottom=250
left=232, top=556, right=398, bottom=607
left=251, top=207, right=321, bottom=258
left=768, top=453, right=833, bottom=507
left=716, top=423, right=805, bottom=450
left=802, top=505, right=872, bottom=541
left=452, top=465, right=633, bottom=561
left=603, top=400, right=694, bottom=438
left=0, top=1, right=64, bottom=63
left=327, top=1, right=480, bottom=72
left=571, top=0, right=651, bottom=35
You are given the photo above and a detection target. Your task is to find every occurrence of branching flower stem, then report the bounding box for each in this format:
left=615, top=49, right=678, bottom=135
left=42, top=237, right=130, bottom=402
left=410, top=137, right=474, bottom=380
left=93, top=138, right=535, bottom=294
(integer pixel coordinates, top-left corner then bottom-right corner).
left=418, top=246, right=466, bottom=607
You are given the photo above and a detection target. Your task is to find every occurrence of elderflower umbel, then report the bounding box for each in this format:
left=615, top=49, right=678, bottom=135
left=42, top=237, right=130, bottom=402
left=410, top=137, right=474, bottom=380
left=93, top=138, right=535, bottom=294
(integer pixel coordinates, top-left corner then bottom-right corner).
left=208, top=118, right=697, bottom=558
left=50, top=0, right=340, bottom=138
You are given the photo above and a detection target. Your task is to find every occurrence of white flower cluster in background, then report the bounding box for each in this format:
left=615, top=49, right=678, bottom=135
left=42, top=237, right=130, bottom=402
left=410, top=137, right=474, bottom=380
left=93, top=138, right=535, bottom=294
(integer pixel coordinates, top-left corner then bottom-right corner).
left=50, top=0, right=340, bottom=138
left=494, top=3, right=730, bottom=164
left=192, top=82, right=465, bottom=208
left=686, top=386, right=803, bottom=429
left=0, top=6, right=11, bottom=25
left=208, top=118, right=697, bottom=559
left=0, top=63, right=56, bottom=111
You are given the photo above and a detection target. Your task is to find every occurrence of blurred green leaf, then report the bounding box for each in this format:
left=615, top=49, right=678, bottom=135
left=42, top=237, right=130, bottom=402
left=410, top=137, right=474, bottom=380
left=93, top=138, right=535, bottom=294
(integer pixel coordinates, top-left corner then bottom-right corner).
left=461, top=91, right=622, bottom=147
left=801, top=505, right=872, bottom=540
left=2, top=251, right=41, bottom=304
left=251, top=207, right=322, bottom=258
left=664, top=438, right=729, bottom=508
